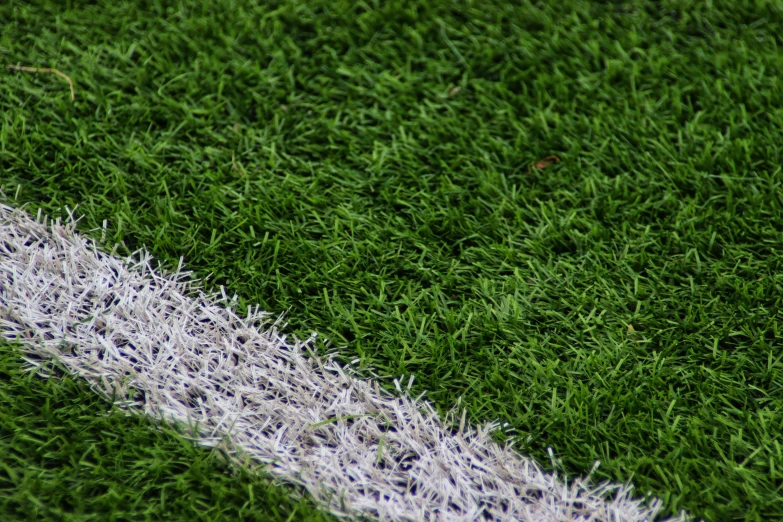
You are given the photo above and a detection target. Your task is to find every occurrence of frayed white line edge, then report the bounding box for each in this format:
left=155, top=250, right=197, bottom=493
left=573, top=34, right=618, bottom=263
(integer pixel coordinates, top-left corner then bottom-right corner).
left=0, top=204, right=687, bottom=522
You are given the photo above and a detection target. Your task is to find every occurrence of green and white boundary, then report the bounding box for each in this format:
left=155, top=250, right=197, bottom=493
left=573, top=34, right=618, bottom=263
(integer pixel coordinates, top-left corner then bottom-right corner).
left=0, top=204, right=683, bottom=521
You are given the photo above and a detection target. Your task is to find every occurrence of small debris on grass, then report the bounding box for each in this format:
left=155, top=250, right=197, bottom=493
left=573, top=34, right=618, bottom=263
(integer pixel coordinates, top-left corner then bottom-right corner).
left=526, top=155, right=562, bottom=176
left=534, top=155, right=561, bottom=169
left=7, top=65, right=75, bottom=101
left=448, top=86, right=461, bottom=96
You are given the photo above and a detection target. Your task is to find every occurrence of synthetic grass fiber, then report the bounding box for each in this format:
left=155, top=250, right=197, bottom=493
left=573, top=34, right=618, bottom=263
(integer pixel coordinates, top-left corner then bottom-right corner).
left=0, top=204, right=667, bottom=521
left=2, top=0, right=783, bottom=520
left=0, top=342, right=332, bottom=522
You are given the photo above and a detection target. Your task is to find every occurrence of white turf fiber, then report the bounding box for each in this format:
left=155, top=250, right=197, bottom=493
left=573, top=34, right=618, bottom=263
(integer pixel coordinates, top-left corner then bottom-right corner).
left=0, top=204, right=684, bottom=521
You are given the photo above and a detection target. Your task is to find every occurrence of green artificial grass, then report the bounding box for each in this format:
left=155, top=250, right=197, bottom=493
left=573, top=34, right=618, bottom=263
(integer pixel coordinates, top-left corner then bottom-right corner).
left=2, top=0, right=783, bottom=520
left=0, top=343, right=333, bottom=522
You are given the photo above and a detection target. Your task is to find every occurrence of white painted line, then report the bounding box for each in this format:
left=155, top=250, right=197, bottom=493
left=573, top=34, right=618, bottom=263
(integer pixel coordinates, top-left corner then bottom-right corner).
left=0, top=204, right=683, bottom=521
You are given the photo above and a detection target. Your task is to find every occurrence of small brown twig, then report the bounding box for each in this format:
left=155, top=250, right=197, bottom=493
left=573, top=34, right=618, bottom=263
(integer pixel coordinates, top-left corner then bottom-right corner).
left=6, top=65, right=75, bottom=101
left=526, top=155, right=561, bottom=176
left=533, top=155, right=561, bottom=169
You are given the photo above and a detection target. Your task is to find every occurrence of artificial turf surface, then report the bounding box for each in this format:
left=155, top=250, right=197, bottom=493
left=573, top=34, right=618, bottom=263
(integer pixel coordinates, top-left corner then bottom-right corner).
left=0, top=343, right=333, bottom=522
left=2, top=0, right=783, bottom=520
